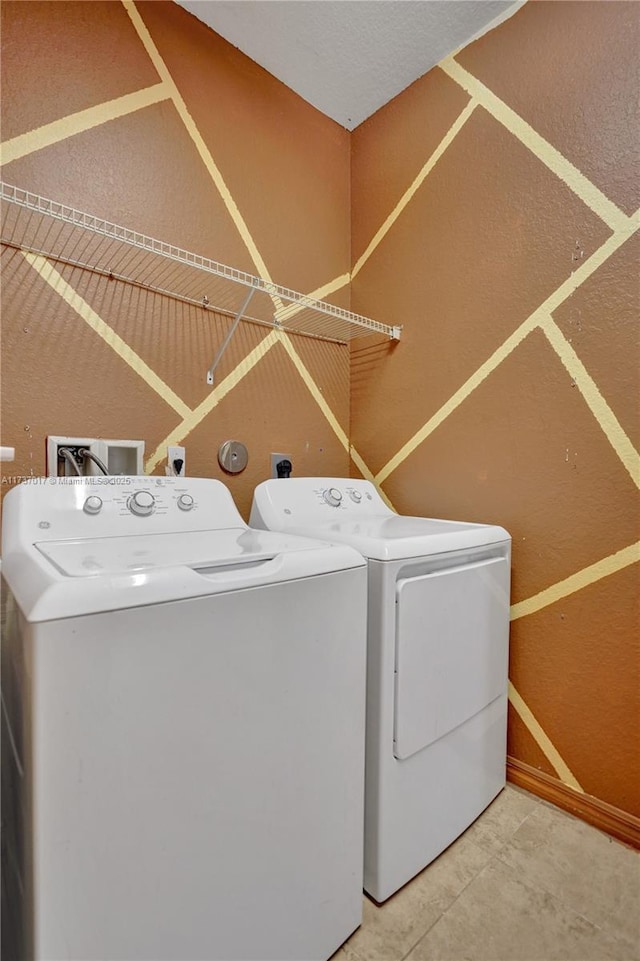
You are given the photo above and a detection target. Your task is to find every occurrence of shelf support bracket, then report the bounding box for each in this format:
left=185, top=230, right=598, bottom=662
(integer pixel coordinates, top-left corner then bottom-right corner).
left=206, top=286, right=256, bottom=385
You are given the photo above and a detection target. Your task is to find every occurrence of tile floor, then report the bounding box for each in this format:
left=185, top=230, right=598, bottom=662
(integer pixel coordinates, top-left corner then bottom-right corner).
left=334, top=785, right=639, bottom=961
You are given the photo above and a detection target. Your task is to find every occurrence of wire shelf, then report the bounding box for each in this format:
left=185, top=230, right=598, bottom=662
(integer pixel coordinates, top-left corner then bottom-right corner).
left=0, top=182, right=401, bottom=382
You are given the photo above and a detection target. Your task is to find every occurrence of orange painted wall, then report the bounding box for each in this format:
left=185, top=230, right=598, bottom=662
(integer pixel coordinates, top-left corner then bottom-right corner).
left=1, top=0, right=351, bottom=519
left=2, top=1, right=638, bottom=823
left=350, top=1, right=639, bottom=817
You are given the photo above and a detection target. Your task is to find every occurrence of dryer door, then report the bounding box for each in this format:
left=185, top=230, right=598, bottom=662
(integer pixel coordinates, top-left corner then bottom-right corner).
left=393, top=555, right=509, bottom=760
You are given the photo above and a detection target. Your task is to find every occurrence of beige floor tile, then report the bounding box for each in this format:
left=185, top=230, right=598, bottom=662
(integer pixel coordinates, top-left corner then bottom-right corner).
left=406, top=857, right=634, bottom=961
left=463, top=785, right=540, bottom=856
left=330, top=945, right=366, bottom=961
left=343, top=832, right=493, bottom=961
left=496, top=802, right=640, bottom=947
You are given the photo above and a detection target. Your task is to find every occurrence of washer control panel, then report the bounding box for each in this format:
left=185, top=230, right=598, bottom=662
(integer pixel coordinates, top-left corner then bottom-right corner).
left=99, top=481, right=199, bottom=522
left=80, top=480, right=200, bottom=523
left=20, top=476, right=246, bottom=541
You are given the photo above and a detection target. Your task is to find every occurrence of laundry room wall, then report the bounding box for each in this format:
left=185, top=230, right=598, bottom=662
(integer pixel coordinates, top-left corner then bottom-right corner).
left=350, top=0, right=640, bottom=830
left=3, top=0, right=638, bottom=840
left=0, top=0, right=351, bottom=519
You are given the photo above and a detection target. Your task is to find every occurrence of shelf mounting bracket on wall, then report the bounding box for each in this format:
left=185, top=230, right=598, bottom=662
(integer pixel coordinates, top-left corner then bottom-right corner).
left=206, top=286, right=256, bottom=385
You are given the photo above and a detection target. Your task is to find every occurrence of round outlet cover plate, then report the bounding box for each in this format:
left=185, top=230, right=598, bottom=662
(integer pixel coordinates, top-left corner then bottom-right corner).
left=218, top=440, right=248, bottom=474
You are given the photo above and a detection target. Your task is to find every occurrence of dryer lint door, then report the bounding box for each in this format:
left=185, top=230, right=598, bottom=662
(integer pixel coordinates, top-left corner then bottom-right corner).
left=393, top=556, right=509, bottom=760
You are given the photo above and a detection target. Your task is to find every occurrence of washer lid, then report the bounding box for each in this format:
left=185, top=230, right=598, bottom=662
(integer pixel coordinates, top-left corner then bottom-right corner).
left=34, top=528, right=337, bottom=577
left=277, top=515, right=510, bottom=561
left=7, top=527, right=365, bottom=623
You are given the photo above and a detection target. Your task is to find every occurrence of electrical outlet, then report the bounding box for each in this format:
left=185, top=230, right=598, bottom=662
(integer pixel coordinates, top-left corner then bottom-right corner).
left=167, top=446, right=186, bottom=477
left=271, top=453, right=292, bottom=479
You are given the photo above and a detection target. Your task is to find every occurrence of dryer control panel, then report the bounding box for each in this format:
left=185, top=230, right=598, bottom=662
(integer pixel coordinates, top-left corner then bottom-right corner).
left=250, top=477, right=394, bottom=529
left=313, top=482, right=377, bottom=511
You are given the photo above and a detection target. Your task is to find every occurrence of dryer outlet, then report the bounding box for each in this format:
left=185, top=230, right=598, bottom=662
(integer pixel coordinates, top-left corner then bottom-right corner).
left=271, top=453, right=292, bottom=479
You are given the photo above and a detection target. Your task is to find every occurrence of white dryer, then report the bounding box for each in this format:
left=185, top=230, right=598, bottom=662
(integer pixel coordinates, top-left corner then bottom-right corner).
left=250, top=478, right=511, bottom=903
left=1, top=476, right=367, bottom=961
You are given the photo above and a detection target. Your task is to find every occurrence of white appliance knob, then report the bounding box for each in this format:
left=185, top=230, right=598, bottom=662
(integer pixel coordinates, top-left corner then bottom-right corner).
left=177, top=493, right=194, bottom=511
left=129, top=490, right=155, bottom=516
left=349, top=490, right=362, bottom=503
left=83, top=495, right=103, bottom=515
left=323, top=487, right=343, bottom=507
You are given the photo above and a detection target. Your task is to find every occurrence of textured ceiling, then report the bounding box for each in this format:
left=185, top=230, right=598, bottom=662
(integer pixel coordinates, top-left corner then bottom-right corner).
left=175, top=0, right=524, bottom=129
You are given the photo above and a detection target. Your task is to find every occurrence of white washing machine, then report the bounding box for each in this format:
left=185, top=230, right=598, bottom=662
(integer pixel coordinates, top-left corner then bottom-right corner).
left=1, top=476, right=367, bottom=961
left=250, top=478, right=511, bottom=903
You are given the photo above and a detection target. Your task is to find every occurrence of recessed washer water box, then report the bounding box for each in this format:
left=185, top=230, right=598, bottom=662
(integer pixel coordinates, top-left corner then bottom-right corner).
left=46, top=437, right=144, bottom=476
left=47, top=436, right=95, bottom=476
left=100, top=439, right=144, bottom=475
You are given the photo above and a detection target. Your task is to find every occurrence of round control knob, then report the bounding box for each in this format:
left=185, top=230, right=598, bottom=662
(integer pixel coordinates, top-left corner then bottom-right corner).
left=177, top=493, right=194, bottom=511
left=349, top=490, right=362, bottom=503
left=323, top=487, right=343, bottom=507
left=83, top=495, right=103, bottom=515
left=128, top=490, right=155, bottom=516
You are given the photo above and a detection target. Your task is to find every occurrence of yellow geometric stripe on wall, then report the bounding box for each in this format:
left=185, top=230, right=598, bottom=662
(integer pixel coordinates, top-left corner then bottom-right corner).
left=0, top=83, right=170, bottom=166
left=508, top=682, right=583, bottom=791
left=278, top=334, right=349, bottom=451
left=374, top=316, right=540, bottom=486
left=122, top=0, right=283, bottom=313
left=539, top=316, right=640, bottom=488
left=374, top=222, right=639, bottom=486
left=145, top=329, right=280, bottom=473
left=350, top=445, right=397, bottom=511
left=440, top=56, right=631, bottom=234
left=351, top=98, right=477, bottom=280
left=511, top=542, right=640, bottom=621
left=21, top=251, right=192, bottom=420
left=283, top=95, right=482, bottom=317
left=275, top=273, right=351, bottom=325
